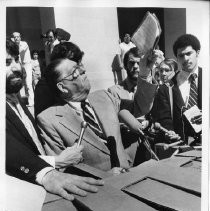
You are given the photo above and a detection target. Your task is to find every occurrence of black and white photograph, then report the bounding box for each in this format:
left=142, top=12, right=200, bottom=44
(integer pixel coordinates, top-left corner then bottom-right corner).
left=1, top=0, right=209, bottom=210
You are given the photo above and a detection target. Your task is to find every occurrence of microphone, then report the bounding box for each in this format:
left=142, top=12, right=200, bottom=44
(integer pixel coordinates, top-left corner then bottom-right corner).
left=77, top=121, right=88, bottom=147
left=163, top=140, right=184, bottom=150
left=118, top=110, right=159, bottom=160
left=137, top=129, right=159, bottom=161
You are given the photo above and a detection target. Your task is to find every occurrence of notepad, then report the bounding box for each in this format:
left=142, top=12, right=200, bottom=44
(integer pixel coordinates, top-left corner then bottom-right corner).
left=183, top=105, right=202, bottom=133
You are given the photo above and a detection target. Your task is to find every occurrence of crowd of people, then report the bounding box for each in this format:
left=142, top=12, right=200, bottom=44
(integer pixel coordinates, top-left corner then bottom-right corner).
left=6, top=27, right=202, bottom=202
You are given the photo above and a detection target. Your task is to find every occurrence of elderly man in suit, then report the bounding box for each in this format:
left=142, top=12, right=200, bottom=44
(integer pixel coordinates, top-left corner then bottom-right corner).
left=6, top=39, right=104, bottom=201
left=37, top=41, right=159, bottom=173
left=152, top=34, right=202, bottom=144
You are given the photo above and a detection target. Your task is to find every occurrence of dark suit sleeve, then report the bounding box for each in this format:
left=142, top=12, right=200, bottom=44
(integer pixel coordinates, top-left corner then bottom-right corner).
left=6, top=133, right=51, bottom=184
left=151, top=85, right=174, bottom=131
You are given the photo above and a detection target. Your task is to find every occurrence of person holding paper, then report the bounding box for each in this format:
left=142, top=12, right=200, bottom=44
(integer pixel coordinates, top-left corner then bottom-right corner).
left=108, top=47, right=160, bottom=116
left=152, top=34, right=202, bottom=144
left=108, top=47, right=162, bottom=164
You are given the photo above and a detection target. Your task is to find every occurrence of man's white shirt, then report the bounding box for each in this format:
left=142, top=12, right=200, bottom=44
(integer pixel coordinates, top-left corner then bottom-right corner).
left=177, top=67, right=198, bottom=107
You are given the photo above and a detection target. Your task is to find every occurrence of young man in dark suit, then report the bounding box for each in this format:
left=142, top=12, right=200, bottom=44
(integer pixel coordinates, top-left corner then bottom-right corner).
left=6, top=39, right=104, bottom=201
left=152, top=34, right=202, bottom=144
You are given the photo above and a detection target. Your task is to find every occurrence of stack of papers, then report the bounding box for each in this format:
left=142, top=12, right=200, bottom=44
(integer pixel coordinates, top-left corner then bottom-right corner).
left=131, top=11, right=162, bottom=54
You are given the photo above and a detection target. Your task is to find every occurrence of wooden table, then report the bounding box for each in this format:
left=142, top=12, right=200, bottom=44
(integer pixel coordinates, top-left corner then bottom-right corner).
left=42, top=149, right=201, bottom=211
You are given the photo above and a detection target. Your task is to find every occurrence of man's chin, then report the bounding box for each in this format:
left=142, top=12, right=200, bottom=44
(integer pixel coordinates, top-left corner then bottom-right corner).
left=71, top=94, right=88, bottom=102
left=130, top=76, right=138, bottom=82
left=71, top=88, right=91, bottom=102
left=6, top=83, right=23, bottom=94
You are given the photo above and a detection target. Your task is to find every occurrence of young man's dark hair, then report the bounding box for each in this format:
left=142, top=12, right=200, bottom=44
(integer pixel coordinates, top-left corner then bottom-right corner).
left=55, top=28, right=71, bottom=42
left=173, top=34, right=201, bottom=56
left=50, top=42, right=84, bottom=63
left=123, top=47, right=141, bottom=70
left=6, top=39, right=19, bottom=59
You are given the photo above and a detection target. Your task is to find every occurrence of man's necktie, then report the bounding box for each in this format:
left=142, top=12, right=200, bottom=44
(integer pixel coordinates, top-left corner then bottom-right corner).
left=187, top=73, right=198, bottom=109
left=81, top=101, right=104, bottom=138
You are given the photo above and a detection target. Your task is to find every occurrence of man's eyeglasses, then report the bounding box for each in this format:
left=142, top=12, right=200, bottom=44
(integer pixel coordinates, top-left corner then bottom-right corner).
left=58, top=65, right=85, bottom=82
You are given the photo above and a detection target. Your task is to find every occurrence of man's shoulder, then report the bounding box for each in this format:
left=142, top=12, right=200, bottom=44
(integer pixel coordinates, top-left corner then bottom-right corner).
left=108, top=84, right=124, bottom=92
left=89, top=89, right=109, bottom=98
left=20, top=41, right=28, bottom=48
left=108, top=81, right=132, bottom=100
left=89, top=89, right=118, bottom=103
left=129, top=42, right=136, bottom=48
left=37, top=104, right=58, bottom=120
left=119, top=42, right=127, bottom=48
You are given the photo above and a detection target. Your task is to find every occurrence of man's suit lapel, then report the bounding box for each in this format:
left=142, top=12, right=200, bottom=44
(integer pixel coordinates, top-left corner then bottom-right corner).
left=171, top=72, right=185, bottom=109
left=88, top=90, right=120, bottom=138
left=172, top=67, right=202, bottom=110
left=55, top=103, right=110, bottom=154
left=6, top=103, right=30, bottom=140
left=6, top=103, right=40, bottom=154
left=172, top=85, right=185, bottom=109
left=198, top=67, right=202, bottom=109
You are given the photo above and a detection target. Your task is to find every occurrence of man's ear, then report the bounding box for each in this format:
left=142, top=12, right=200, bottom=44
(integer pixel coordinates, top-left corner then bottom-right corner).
left=196, top=50, right=200, bottom=57
left=57, top=82, right=68, bottom=93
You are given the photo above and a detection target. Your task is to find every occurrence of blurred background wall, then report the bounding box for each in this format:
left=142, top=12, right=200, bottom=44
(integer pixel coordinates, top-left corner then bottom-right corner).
left=6, top=6, right=208, bottom=91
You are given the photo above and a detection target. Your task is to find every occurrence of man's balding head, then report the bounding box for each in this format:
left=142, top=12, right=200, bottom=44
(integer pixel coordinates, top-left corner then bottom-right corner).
left=12, top=32, right=21, bottom=45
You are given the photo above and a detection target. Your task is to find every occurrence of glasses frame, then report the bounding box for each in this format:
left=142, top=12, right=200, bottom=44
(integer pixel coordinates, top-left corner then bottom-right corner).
left=58, top=64, right=85, bottom=82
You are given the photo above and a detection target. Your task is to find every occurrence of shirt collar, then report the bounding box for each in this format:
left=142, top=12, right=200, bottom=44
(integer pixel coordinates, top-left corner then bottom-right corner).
left=123, top=78, right=137, bottom=92
left=176, top=66, right=198, bottom=86
left=6, top=93, right=19, bottom=104
left=66, top=99, right=90, bottom=112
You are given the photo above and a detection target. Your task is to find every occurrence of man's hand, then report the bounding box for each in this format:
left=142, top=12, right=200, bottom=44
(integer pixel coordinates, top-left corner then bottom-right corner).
left=109, top=167, right=129, bottom=176
left=55, top=145, right=84, bottom=168
left=191, top=114, right=202, bottom=125
left=42, top=170, right=104, bottom=201
left=139, top=49, right=164, bottom=79
left=164, top=130, right=181, bottom=143
left=148, top=49, right=164, bottom=67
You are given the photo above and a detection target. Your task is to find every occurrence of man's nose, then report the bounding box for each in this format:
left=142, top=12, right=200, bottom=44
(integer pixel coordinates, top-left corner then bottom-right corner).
left=183, top=55, right=189, bottom=61
left=162, top=71, right=166, bottom=76
left=134, top=62, right=139, bottom=68
left=11, top=61, right=21, bottom=71
left=79, top=65, right=86, bottom=74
